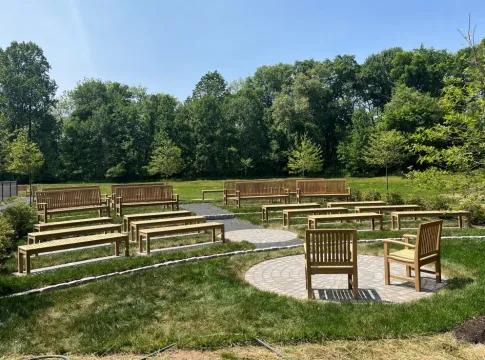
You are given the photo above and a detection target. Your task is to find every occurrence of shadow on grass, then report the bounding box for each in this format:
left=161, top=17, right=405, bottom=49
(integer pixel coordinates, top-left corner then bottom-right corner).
left=445, top=277, right=474, bottom=291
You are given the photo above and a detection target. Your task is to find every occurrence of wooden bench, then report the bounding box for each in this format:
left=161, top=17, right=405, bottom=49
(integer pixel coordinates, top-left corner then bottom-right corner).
left=34, top=217, right=113, bottom=232
left=138, top=222, right=225, bottom=255
left=123, top=210, right=192, bottom=232
left=230, top=180, right=289, bottom=208
left=308, top=212, right=384, bottom=231
left=261, top=203, right=320, bottom=221
left=201, top=189, right=223, bottom=201
left=131, top=215, right=206, bottom=243
left=115, top=184, right=179, bottom=216
left=109, top=183, right=163, bottom=209
left=28, top=223, right=122, bottom=244
left=223, top=179, right=267, bottom=204
left=391, top=210, right=471, bottom=230
left=283, top=207, right=348, bottom=229
left=18, top=233, right=129, bottom=274
left=296, top=179, right=351, bottom=203
left=36, top=187, right=110, bottom=223
left=327, top=201, right=386, bottom=208
left=283, top=178, right=324, bottom=195
left=355, top=205, right=421, bottom=214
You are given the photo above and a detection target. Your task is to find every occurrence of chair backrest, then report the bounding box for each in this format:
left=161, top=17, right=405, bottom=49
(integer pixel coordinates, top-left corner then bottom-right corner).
left=36, top=187, right=102, bottom=209
left=416, top=220, right=443, bottom=259
left=235, top=180, right=286, bottom=196
left=116, top=184, right=173, bottom=203
left=17, top=185, right=27, bottom=192
left=283, top=178, right=324, bottom=193
left=305, top=229, right=357, bottom=266
left=111, top=183, right=163, bottom=195
left=297, top=179, right=348, bottom=195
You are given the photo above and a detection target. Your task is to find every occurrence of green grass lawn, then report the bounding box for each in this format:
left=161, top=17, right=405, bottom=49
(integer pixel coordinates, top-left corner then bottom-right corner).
left=1, top=177, right=484, bottom=355
left=0, top=239, right=484, bottom=354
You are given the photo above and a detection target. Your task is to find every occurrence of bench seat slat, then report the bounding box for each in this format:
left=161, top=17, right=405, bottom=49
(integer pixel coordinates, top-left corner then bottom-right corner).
left=19, top=233, right=127, bottom=251
left=34, top=217, right=113, bottom=232
left=140, top=222, right=223, bottom=235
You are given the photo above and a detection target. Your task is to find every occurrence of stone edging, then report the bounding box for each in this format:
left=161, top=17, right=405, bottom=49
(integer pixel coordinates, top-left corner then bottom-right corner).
left=6, top=244, right=303, bottom=298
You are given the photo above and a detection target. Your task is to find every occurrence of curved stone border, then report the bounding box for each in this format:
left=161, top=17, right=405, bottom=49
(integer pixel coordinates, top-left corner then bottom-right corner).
left=245, top=254, right=447, bottom=303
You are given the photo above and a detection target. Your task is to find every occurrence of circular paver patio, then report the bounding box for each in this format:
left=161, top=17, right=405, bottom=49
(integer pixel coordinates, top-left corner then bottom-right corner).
left=245, top=254, right=447, bottom=303
left=225, top=228, right=301, bottom=248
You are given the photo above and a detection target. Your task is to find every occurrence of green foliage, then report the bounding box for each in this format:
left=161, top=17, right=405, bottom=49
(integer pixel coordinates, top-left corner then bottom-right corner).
left=2, top=202, right=35, bottom=240
left=411, top=36, right=485, bottom=197
left=379, top=84, right=443, bottom=134
left=147, top=138, right=184, bottom=180
left=460, top=197, right=485, bottom=225
left=386, top=191, right=404, bottom=205
left=337, top=109, right=376, bottom=176
left=7, top=128, right=44, bottom=179
left=423, top=196, right=451, bottom=211
left=287, top=133, right=323, bottom=176
left=0, top=215, right=13, bottom=259
left=361, top=189, right=382, bottom=201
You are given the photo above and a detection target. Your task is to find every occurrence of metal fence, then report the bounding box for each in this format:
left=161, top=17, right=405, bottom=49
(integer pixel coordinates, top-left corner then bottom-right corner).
left=0, top=181, right=17, bottom=201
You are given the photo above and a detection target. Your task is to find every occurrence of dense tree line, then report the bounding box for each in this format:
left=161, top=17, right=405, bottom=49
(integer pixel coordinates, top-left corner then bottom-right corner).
left=0, top=38, right=483, bottom=182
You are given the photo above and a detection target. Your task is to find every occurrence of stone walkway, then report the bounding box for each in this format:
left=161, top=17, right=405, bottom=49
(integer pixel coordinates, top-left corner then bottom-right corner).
left=182, top=203, right=301, bottom=248
left=245, top=254, right=447, bottom=303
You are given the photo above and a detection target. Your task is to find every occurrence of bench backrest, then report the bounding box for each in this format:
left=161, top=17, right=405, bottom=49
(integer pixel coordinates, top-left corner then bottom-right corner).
left=36, top=187, right=102, bottom=210
left=283, top=178, right=324, bottom=193
left=116, top=184, right=174, bottom=203
left=235, top=180, right=286, bottom=196
left=297, top=179, right=348, bottom=195
left=111, top=183, right=163, bottom=195
left=40, top=186, right=99, bottom=191
left=305, top=229, right=357, bottom=266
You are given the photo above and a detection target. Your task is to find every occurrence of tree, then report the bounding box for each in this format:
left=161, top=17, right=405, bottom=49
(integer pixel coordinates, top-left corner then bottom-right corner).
left=365, top=130, right=410, bottom=192
left=7, top=128, right=44, bottom=202
left=147, top=138, right=184, bottom=180
left=287, top=133, right=323, bottom=176
left=0, top=41, right=58, bottom=179
left=410, top=28, right=485, bottom=197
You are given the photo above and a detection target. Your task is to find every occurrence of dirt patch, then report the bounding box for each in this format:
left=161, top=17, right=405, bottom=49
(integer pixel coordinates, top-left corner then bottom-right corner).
left=454, top=315, right=485, bottom=344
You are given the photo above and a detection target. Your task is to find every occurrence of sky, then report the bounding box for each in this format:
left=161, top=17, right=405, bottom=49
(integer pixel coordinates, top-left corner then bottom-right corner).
left=1, top=0, right=485, bottom=101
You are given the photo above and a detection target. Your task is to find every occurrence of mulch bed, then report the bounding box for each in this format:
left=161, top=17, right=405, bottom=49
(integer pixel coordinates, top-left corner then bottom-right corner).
left=453, top=315, right=485, bottom=344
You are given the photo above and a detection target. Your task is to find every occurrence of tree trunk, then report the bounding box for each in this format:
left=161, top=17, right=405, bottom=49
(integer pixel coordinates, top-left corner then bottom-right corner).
left=386, top=164, right=389, bottom=195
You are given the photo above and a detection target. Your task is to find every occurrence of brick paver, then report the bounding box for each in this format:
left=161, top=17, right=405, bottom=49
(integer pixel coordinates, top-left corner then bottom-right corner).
left=245, top=254, right=447, bottom=303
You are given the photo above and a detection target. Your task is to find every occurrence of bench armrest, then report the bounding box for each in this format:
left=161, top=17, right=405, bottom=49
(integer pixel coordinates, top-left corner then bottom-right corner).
left=36, top=203, right=47, bottom=211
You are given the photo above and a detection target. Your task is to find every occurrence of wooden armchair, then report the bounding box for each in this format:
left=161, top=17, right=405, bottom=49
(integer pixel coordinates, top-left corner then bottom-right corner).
left=305, top=229, right=359, bottom=300
left=384, top=220, right=442, bottom=292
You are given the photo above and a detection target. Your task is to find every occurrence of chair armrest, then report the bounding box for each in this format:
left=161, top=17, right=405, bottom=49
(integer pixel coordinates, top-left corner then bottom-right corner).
left=383, top=239, right=416, bottom=248
left=403, top=234, right=417, bottom=239
left=36, top=203, right=47, bottom=210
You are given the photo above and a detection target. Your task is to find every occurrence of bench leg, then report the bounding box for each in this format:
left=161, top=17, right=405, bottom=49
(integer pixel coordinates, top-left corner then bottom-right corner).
left=146, top=236, right=151, bottom=256
left=220, top=226, right=225, bottom=242
left=18, top=252, right=24, bottom=274
left=371, top=218, right=375, bottom=231
left=114, top=241, right=119, bottom=256
left=26, top=254, right=31, bottom=274
left=125, top=236, right=129, bottom=256
left=212, top=228, right=216, bottom=242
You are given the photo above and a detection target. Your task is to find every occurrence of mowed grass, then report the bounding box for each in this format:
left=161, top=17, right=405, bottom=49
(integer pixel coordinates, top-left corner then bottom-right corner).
left=0, top=239, right=484, bottom=355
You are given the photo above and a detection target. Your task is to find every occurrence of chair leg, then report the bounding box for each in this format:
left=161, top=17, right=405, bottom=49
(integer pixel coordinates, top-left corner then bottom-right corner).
left=353, top=269, right=359, bottom=300
left=415, top=267, right=422, bottom=292
left=306, top=272, right=312, bottom=299
left=384, top=256, right=390, bottom=285
left=406, top=265, right=411, bottom=278
left=436, top=258, right=441, bottom=283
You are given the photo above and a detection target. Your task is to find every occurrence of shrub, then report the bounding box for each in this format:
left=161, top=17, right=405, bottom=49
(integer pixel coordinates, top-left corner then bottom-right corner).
left=460, top=197, right=485, bottom=225
left=2, top=202, right=35, bottom=240
left=405, top=195, right=426, bottom=208
left=362, top=189, right=382, bottom=201
left=423, top=196, right=451, bottom=211
left=0, top=215, right=13, bottom=260
left=387, top=191, right=404, bottom=205
left=350, top=189, right=362, bottom=202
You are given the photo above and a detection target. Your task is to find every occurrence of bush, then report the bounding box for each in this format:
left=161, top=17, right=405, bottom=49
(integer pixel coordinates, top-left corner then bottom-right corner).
left=362, top=189, right=382, bottom=201
left=387, top=191, right=404, bottom=205
left=350, top=189, right=362, bottom=201
left=2, top=202, right=35, bottom=240
left=423, top=196, right=451, bottom=211
left=0, top=216, right=13, bottom=260
left=460, top=197, right=485, bottom=225
left=405, top=195, right=426, bottom=208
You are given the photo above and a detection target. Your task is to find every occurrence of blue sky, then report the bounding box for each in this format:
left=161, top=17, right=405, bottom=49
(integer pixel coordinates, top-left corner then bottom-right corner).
left=1, top=0, right=484, bottom=101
